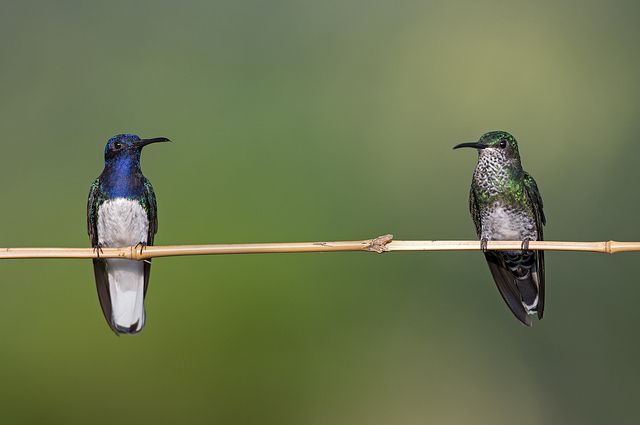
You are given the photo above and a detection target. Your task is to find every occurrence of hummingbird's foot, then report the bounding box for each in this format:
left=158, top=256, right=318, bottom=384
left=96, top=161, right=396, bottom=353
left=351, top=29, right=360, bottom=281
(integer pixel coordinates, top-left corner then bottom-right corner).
left=134, top=242, right=147, bottom=256
left=93, top=243, right=104, bottom=258
left=480, top=238, right=489, bottom=252
left=521, top=238, right=531, bottom=250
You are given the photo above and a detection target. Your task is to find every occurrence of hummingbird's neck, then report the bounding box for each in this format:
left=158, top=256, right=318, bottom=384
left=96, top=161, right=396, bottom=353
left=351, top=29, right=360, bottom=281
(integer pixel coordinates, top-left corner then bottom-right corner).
left=101, top=155, right=144, bottom=198
left=473, top=150, right=523, bottom=197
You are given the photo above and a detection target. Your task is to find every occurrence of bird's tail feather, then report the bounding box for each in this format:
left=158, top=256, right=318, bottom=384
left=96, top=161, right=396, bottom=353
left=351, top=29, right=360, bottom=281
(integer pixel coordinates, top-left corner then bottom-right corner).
left=484, top=250, right=544, bottom=326
left=106, top=259, right=145, bottom=334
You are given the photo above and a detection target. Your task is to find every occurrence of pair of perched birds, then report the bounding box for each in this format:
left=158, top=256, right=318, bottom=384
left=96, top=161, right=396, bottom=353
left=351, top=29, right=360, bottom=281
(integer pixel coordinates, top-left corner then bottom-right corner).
left=88, top=131, right=544, bottom=334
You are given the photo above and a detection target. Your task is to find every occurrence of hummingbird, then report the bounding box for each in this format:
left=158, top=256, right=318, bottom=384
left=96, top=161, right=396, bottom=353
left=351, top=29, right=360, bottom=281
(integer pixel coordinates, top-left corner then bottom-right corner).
left=87, top=134, right=170, bottom=334
left=454, top=131, right=545, bottom=326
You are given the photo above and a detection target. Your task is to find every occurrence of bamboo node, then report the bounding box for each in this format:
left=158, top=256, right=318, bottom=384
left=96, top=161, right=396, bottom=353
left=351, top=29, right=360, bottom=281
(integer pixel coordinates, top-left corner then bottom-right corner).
left=606, top=240, right=613, bottom=254
left=368, top=234, right=394, bottom=253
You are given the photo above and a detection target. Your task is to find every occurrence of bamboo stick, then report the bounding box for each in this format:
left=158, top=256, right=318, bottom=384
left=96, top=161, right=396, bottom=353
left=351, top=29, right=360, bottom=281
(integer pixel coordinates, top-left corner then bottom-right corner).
left=1, top=235, right=640, bottom=260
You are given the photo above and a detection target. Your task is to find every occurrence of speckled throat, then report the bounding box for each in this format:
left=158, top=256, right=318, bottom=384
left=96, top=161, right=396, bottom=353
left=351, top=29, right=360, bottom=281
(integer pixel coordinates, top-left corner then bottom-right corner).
left=473, top=149, right=524, bottom=202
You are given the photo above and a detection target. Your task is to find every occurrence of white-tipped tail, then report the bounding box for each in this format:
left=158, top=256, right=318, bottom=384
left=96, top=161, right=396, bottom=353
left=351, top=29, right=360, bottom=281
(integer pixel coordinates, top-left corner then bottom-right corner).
left=106, top=259, right=145, bottom=333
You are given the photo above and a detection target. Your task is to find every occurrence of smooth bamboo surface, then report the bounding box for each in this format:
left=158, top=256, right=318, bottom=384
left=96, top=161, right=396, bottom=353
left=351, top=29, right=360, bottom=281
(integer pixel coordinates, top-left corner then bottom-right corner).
left=386, top=240, right=640, bottom=253
left=1, top=235, right=639, bottom=260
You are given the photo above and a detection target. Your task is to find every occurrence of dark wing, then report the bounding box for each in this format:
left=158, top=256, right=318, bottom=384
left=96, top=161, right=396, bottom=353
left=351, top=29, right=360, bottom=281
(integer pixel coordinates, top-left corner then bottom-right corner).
left=92, top=258, right=117, bottom=334
left=142, top=177, right=158, bottom=245
left=524, top=172, right=545, bottom=319
left=87, top=178, right=105, bottom=247
left=87, top=179, right=118, bottom=334
left=484, top=252, right=532, bottom=326
left=141, top=178, right=158, bottom=295
left=524, top=172, right=546, bottom=228
left=469, top=188, right=482, bottom=237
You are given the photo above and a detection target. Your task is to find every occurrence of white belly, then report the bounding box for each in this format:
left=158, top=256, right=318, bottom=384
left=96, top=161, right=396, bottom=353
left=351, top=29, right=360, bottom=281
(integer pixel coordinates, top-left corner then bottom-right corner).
left=482, top=205, right=537, bottom=241
left=97, top=198, right=149, bottom=247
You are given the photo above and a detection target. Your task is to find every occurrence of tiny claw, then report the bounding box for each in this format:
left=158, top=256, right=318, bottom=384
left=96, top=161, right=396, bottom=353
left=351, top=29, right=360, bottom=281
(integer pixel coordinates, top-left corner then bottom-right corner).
left=134, top=242, right=147, bottom=256
left=521, top=238, right=531, bottom=250
left=480, top=238, right=488, bottom=252
left=93, top=244, right=104, bottom=258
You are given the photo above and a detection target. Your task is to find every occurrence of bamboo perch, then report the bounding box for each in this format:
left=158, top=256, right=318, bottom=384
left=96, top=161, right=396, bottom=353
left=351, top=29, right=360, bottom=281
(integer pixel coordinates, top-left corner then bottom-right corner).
left=1, top=235, right=640, bottom=260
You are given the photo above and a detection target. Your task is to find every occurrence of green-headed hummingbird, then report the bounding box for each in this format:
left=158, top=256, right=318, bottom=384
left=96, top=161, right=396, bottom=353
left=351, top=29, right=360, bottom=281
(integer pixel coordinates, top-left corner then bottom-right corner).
left=454, top=131, right=546, bottom=326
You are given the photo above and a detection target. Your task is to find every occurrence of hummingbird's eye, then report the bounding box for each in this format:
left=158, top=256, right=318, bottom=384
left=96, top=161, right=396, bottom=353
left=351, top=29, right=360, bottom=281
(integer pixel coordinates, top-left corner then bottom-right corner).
left=113, top=142, right=122, bottom=150
left=499, top=139, right=507, bottom=149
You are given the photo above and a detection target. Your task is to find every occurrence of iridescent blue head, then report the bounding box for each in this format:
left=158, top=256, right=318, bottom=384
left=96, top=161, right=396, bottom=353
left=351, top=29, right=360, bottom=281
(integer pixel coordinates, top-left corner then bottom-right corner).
left=104, top=133, right=170, bottom=164
left=100, top=133, right=170, bottom=197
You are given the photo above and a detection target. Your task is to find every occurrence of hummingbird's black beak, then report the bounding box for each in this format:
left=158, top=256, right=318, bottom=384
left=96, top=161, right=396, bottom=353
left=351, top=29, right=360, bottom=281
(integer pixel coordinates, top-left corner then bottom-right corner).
left=136, top=137, right=171, bottom=148
left=453, top=141, right=486, bottom=150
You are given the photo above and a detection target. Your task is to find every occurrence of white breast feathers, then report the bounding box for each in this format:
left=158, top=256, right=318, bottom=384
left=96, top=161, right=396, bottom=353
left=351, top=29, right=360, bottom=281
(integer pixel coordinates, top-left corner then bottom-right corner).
left=97, top=198, right=149, bottom=247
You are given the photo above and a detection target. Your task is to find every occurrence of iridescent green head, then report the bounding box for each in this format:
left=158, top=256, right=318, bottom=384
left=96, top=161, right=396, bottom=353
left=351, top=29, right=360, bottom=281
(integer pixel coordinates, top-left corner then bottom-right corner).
left=454, top=130, right=521, bottom=162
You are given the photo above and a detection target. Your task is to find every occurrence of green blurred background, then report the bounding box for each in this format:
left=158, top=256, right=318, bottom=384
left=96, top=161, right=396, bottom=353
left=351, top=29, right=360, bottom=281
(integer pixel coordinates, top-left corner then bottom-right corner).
left=1, top=0, right=639, bottom=423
